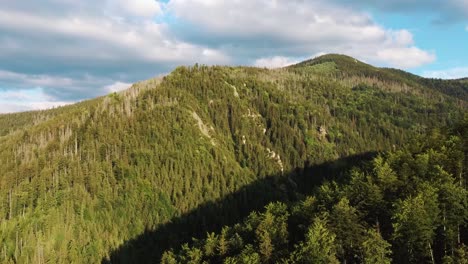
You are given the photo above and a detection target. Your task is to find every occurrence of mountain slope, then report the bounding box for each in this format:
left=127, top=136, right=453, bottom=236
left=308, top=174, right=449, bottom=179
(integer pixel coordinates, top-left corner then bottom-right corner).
left=0, top=55, right=466, bottom=263
left=162, top=119, right=467, bottom=263
left=0, top=99, right=100, bottom=137
left=293, top=54, right=468, bottom=101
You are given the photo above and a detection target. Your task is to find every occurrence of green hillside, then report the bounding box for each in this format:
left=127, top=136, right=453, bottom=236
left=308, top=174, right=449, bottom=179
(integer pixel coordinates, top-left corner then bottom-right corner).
left=0, top=99, right=100, bottom=137
left=293, top=54, right=468, bottom=101
left=0, top=55, right=466, bottom=263
left=163, top=118, right=467, bottom=264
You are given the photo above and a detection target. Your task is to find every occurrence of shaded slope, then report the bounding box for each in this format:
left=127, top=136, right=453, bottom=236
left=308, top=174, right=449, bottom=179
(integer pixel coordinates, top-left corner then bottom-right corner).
left=103, top=152, right=376, bottom=263
left=160, top=120, right=467, bottom=264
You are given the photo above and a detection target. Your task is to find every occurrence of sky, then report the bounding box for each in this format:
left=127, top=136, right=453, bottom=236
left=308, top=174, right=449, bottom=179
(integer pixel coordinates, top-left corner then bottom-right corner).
left=0, top=0, right=467, bottom=113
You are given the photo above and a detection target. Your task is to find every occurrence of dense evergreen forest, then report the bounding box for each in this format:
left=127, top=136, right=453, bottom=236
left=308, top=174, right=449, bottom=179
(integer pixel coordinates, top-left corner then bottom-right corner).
left=162, top=118, right=467, bottom=263
left=0, top=54, right=466, bottom=263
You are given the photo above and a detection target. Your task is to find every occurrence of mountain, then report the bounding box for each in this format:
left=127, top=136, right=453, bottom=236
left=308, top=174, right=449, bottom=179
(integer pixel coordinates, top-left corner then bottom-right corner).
left=0, top=54, right=466, bottom=263
left=162, top=120, right=467, bottom=263
left=293, top=54, right=468, bottom=101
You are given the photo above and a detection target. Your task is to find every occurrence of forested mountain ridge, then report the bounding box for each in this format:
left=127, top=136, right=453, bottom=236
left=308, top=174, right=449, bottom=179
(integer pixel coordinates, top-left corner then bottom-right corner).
left=292, top=54, right=468, bottom=101
left=0, top=54, right=466, bottom=263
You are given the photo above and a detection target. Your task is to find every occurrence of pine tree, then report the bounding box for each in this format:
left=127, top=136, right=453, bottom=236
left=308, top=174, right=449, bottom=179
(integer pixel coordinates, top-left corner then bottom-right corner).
left=289, top=217, right=339, bottom=264
left=362, top=228, right=392, bottom=264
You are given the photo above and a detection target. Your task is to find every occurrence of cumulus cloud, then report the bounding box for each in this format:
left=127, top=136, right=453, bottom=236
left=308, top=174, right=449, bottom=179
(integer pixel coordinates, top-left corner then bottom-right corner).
left=0, top=9, right=229, bottom=67
left=107, top=0, right=163, bottom=18
left=253, top=56, right=302, bottom=68
left=377, top=47, right=435, bottom=68
left=423, top=67, right=468, bottom=79
left=0, top=103, right=30, bottom=114
left=0, top=69, right=132, bottom=101
left=0, top=101, right=73, bottom=113
left=167, top=0, right=435, bottom=69
left=0, top=88, right=73, bottom=113
left=104, top=82, right=132, bottom=93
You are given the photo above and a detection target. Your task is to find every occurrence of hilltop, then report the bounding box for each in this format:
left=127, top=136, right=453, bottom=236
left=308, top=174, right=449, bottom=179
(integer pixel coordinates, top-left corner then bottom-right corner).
left=293, top=54, right=468, bottom=100
left=0, top=55, right=466, bottom=263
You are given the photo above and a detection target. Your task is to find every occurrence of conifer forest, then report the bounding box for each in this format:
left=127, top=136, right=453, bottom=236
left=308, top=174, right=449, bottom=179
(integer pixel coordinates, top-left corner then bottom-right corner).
left=0, top=55, right=466, bottom=263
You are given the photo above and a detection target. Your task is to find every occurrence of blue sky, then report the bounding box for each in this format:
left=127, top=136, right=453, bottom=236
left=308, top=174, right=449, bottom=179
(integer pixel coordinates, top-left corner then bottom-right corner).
left=0, top=0, right=467, bottom=113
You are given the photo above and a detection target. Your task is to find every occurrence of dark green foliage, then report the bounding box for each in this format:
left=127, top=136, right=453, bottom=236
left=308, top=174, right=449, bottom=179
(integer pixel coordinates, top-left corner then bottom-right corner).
left=420, top=78, right=468, bottom=101
left=0, top=56, right=466, bottom=263
left=288, top=217, right=339, bottom=264
left=165, top=119, right=467, bottom=263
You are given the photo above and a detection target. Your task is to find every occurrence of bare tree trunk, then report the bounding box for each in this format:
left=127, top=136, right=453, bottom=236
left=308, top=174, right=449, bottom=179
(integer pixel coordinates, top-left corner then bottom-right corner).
left=443, top=210, right=447, bottom=256
left=8, top=189, right=12, bottom=220
left=429, top=242, right=435, bottom=264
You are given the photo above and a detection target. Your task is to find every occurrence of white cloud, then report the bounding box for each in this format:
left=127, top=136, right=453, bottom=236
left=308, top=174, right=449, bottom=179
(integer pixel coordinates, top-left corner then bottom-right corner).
left=0, top=88, right=73, bottom=113
left=104, top=81, right=132, bottom=93
left=0, top=70, right=74, bottom=88
left=167, top=0, right=435, bottom=69
left=0, top=103, right=30, bottom=114
left=465, top=25, right=468, bottom=31
left=107, top=0, right=163, bottom=18
left=423, top=67, right=468, bottom=79
left=0, top=79, right=136, bottom=113
left=0, top=101, right=73, bottom=114
left=391, top=29, right=414, bottom=46
left=0, top=69, right=140, bottom=101
left=377, top=47, right=436, bottom=68
left=0, top=9, right=229, bottom=65
left=254, top=56, right=301, bottom=68
left=26, top=101, right=73, bottom=111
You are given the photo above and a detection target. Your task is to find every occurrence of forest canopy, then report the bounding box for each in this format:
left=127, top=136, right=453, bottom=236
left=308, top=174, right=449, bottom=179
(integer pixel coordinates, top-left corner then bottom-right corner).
left=163, top=117, right=468, bottom=263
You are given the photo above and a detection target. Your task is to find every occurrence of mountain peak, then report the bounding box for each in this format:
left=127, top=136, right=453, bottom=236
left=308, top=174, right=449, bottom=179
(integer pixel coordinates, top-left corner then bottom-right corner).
left=292, top=53, right=371, bottom=69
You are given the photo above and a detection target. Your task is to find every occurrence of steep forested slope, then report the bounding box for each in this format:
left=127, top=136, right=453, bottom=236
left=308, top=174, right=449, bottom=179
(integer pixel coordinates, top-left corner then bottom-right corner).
left=163, top=118, right=467, bottom=263
left=0, top=55, right=466, bottom=263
